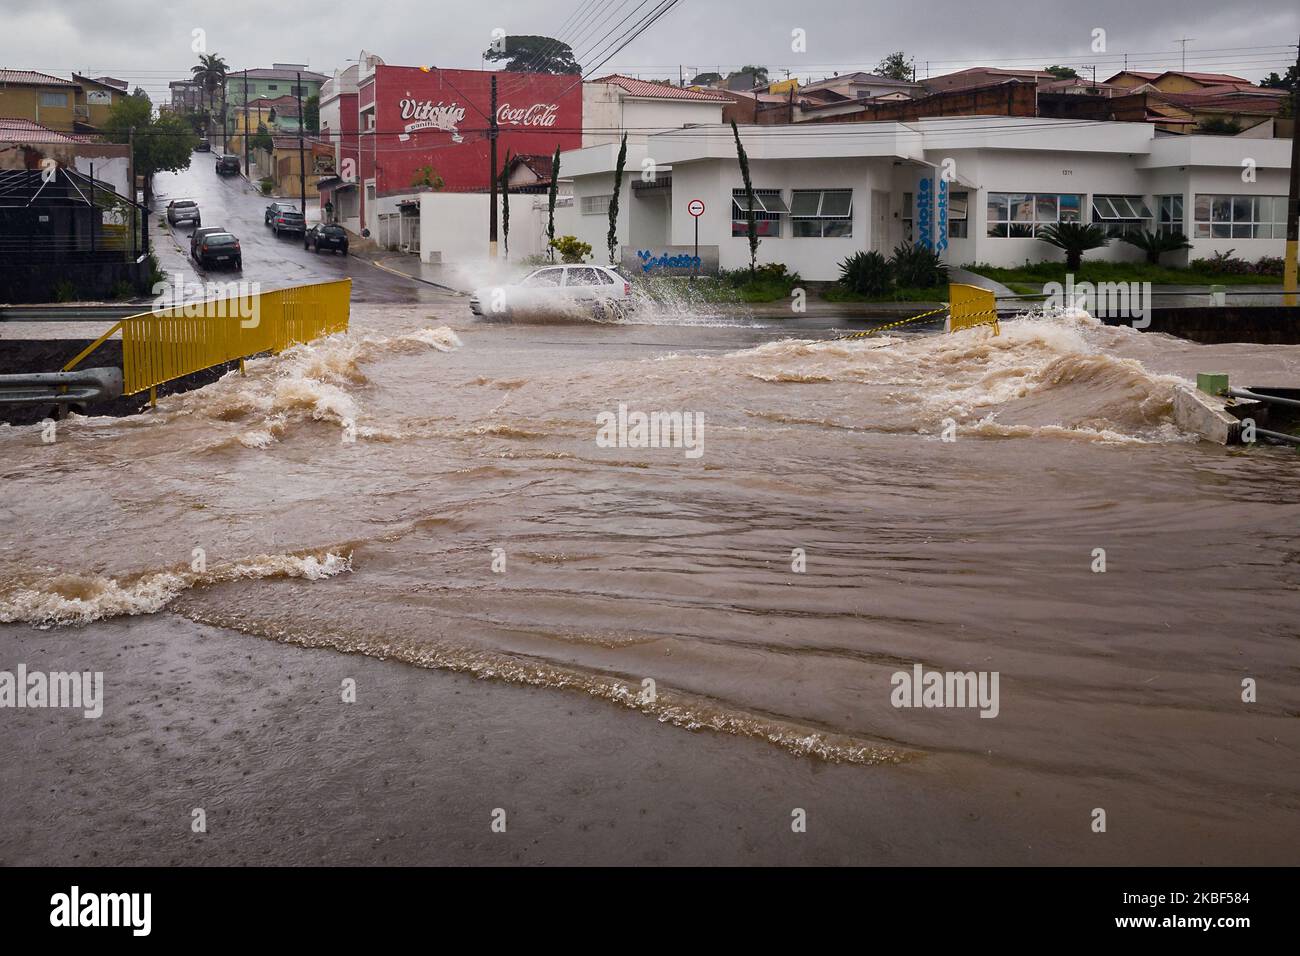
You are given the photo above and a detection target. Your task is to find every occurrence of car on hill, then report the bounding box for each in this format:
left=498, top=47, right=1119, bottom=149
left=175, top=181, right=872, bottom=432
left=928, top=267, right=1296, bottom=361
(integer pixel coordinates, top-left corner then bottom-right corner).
left=190, top=226, right=225, bottom=259
left=268, top=207, right=306, bottom=237
left=195, top=232, right=242, bottom=271
left=304, top=223, right=349, bottom=254
left=166, top=199, right=201, bottom=227
left=215, top=155, right=240, bottom=175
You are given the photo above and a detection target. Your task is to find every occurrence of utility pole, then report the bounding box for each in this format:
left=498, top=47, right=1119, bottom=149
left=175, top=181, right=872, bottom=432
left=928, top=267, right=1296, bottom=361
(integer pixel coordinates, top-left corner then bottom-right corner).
left=243, top=71, right=249, bottom=178
left=296, top=71, right=307, bottom=215
left=489, top=73, right=499, bottom=257
left=1283, top=35, right=1299, bottom=306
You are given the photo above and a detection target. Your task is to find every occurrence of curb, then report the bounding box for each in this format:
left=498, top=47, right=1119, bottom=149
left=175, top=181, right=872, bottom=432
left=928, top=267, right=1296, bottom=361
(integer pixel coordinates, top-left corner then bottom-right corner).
left=367, top=257, right=463, bottom=295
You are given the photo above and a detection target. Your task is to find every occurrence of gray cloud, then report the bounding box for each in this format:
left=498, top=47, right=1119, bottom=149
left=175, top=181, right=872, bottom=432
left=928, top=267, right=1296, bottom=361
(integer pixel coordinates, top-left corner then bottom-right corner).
left=1, top=0, right=1295, bottom=100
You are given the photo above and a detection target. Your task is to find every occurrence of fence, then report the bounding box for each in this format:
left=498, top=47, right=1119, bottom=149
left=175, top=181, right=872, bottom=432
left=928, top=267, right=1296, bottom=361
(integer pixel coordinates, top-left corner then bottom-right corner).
left=64, top=278, right=351, bottom=397
left=947, top=283, right=1000, bottom=336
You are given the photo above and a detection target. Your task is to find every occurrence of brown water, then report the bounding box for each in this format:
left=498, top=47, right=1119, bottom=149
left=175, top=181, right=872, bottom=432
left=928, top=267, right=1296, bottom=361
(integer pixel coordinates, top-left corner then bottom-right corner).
left=2, top=304, right=1298, bottom=860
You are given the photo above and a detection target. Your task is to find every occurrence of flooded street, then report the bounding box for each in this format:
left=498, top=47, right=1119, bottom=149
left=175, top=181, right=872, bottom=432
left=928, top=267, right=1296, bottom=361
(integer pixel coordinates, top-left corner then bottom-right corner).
left=2, top=300, right=1298, bottom=865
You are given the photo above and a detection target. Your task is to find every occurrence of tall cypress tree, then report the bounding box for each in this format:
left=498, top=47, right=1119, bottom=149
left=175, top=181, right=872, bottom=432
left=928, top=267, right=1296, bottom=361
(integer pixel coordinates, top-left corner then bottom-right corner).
left=499, top=150, right=511, bottom=258
left=547, top=146, right=561, bottom=262
left=607, top=132, right=627, bottom=266
left=731, top=120, right=759, bottom=276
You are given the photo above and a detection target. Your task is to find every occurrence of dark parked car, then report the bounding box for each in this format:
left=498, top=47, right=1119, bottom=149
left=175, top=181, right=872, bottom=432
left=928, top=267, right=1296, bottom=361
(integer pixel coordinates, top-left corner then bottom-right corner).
left=190, top=226, right=225, bottom=258
left=269, top=209, right=306, bottom=237
left=304, top=223, right=349, bottom=254
left=195, top=139, right=211, bottom=152
left=195, top=232, right=242, bottom=270
left=264, top=201, right=297, bottom=225
left=215, top=155, right=240, bottom=175
left=166, top=199, right=200, bottom=226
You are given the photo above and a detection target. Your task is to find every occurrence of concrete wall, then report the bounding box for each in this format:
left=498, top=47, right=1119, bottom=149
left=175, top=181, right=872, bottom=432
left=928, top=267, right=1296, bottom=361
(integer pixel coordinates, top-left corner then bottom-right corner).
left=0, top=141, right=131, bottom=198
left=582, top=84, right=724, bottom=147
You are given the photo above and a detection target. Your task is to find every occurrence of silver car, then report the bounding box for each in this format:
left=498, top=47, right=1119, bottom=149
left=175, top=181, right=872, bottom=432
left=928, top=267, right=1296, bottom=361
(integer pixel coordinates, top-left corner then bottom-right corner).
left=470, top=265, right=635, bottom=320
left=166, top=199, right=201, bottom=227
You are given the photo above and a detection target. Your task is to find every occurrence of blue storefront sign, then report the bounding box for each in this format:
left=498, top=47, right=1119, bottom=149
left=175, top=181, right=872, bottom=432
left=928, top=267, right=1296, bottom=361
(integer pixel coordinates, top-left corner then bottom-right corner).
left=916, top=175, right=934, bottom=251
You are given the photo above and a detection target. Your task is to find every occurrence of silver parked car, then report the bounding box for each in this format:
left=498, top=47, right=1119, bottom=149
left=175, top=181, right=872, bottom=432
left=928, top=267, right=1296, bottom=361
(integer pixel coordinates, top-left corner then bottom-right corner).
left=166, top=199, right=201, bottom=227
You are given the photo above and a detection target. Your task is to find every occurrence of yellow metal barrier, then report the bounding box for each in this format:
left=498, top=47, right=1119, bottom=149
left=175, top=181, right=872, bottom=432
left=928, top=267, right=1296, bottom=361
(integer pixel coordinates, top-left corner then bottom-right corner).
left=65, top=279, right=351, bottom=396
left=947, top=283, right=1000, bottom=336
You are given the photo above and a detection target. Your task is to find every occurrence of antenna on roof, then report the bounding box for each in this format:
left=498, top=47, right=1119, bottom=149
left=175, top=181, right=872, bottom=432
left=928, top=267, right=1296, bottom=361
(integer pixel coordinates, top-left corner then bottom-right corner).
left=1173, top=37, right=1196, bottom=72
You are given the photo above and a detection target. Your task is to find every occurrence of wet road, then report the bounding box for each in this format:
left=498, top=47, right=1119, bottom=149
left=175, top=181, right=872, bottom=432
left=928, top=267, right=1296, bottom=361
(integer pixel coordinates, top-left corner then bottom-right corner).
left=150, top=152, right=439, bottom=305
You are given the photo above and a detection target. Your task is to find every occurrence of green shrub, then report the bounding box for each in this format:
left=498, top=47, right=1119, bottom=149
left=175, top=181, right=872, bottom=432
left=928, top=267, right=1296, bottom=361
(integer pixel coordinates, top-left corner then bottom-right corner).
left=259, top=177, right=274, bottom=196
left=549, top=235, right=591, bottom=263
left=1190, top=250, right=1252, bottom=275
left=889, top=242, right=949, bottom=288
left=837, top=251, right=892, bottom=297
left=52, top=279, right=78, bottom=302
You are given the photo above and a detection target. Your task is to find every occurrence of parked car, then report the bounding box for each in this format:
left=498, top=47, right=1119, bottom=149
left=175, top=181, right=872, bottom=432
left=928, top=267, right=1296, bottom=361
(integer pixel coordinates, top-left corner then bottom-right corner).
left=215, top=155, right=240, bottom=175
left=195, top=232, right=242, bottom=270
left=195, top=139, right=211, bottom=152
left=190, top=226, right=226, bottom=259
left=166, top=199, right=201, bottom=227
left=304, top=223, right=349, bottom=255
left=469, top=265, right=635, bottom=320
left=264, top=201, right=297, bottom=226
left=269, top=208, right=306, bottom=237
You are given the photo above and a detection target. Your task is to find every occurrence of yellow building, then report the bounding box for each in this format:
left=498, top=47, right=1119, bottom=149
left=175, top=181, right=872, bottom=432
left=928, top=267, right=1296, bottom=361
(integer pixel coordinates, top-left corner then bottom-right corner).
left=0, top=69, right=127, bottom=132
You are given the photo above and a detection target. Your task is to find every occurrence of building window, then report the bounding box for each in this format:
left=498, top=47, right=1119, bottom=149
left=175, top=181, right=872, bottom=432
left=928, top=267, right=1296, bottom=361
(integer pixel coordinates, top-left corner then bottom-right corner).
left=1156, top=195, right=1184, bottom=237
left=39, top=91, right=69, bottom=108
left=986, top=192, right=1081, bottom=237
left=901, top=192, right=913, bottom=241
left=1193, top=194, right=1288, bottom=239
left=731, top=188, right=787, bottom=237
left=1091, top=195, right=1153, bottom=238
left=948, top=191, right=968, bottom=238
left=581, top=194, right=612, bottom=216
left=790, top=188, right=852, bottom=238
left=267, top=84, right=279, bottom=91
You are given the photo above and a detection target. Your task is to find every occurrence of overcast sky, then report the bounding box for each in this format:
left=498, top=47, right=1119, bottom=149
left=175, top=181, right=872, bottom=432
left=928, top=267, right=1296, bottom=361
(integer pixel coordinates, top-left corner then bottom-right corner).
left=2, top=0, right=1296, bottom=99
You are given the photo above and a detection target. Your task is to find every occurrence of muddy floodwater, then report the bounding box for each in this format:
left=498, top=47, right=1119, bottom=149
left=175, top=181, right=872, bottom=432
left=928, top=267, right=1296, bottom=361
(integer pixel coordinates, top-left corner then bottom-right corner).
left=2, top=301, right=1298, bottom=865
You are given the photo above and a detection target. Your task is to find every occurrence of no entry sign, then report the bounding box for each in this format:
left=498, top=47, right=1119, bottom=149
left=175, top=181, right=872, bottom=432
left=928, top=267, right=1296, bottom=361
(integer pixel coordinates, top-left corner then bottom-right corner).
left=687, top=198, right=705, bottom=217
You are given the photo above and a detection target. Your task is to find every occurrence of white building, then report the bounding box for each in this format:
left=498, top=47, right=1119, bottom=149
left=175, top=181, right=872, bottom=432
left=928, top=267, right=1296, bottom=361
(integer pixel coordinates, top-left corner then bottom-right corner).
left=558, top=116, right=1294, bottom=280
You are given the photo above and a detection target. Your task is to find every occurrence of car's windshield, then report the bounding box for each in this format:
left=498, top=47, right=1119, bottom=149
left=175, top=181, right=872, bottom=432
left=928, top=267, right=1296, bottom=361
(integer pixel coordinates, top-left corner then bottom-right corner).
left=522, top=269, right=563, bottom=287
left=207, top=235, right=236, bottom=246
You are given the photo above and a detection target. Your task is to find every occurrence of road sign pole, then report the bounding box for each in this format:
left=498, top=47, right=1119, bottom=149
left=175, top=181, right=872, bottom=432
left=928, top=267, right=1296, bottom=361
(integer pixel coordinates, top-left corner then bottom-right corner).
left=693, top=215, right=699, bottom=283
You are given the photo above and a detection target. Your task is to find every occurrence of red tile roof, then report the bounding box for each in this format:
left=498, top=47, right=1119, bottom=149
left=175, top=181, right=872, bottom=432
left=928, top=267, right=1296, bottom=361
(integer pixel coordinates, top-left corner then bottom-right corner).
left=591, top=75, right=730, bottom=101
left=0, top=69, right=77, bottom=87
left=0, top=117, right=96, bottom=142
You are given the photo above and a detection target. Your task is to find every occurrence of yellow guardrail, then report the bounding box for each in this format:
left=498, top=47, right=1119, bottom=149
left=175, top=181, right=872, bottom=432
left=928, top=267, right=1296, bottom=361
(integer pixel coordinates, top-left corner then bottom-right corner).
left=947, top=282, right=1000, bottom=336
left=64, top=278, right=351, bottom=398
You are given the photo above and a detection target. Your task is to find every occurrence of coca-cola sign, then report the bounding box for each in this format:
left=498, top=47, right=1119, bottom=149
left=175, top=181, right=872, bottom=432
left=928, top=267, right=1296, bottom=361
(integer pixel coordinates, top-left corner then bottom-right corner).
left=495, top=102, right=559, bottom=127
left=398, top=98, right=467, bottom=142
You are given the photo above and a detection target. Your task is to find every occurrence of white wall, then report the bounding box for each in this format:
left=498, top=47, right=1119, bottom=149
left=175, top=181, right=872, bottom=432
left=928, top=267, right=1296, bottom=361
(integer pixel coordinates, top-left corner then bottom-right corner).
left=418, top=192, right=573, bottom=263
left=582, top=83, right=724, bottom=147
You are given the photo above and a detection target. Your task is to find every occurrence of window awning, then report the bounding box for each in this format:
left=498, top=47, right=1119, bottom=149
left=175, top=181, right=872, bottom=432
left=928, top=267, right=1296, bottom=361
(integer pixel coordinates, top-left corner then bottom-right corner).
left=1092, top=195, right=1153, bottom=220
left=790, top=189, right=852, bottom=219
left=731, top=191, right=788, bottom=215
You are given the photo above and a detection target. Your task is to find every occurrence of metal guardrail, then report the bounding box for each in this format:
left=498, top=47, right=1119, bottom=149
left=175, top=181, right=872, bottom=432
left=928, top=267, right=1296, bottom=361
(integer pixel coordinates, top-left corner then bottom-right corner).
left=0, top=367, right=123, bottom=407
left=64, top=278, right=352, bottom=397
left=0, top=305, right=151, bottom=322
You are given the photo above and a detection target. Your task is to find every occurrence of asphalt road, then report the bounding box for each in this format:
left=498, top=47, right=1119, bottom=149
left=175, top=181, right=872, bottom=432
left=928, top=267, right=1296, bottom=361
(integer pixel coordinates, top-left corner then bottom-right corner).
left=151, top=152, right=439, bottom=305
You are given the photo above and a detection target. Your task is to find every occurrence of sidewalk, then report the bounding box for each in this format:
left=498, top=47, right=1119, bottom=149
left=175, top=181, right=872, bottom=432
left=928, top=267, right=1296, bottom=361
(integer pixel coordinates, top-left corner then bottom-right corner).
left=351, top=251, right=468, bottom=294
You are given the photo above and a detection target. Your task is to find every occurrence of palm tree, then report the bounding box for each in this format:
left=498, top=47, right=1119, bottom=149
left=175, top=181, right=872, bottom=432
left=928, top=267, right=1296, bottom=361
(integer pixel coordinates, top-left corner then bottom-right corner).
left=191, top=53, right=229, bottom=129
left=1037, top=222, right=1109, bottom=271
left=1120, top=229, right=1192, bottom=265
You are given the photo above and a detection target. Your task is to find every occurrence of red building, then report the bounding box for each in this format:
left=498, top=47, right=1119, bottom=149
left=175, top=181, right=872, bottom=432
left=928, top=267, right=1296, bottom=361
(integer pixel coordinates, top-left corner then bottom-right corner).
left=355, top=63, right=582, bottom=246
